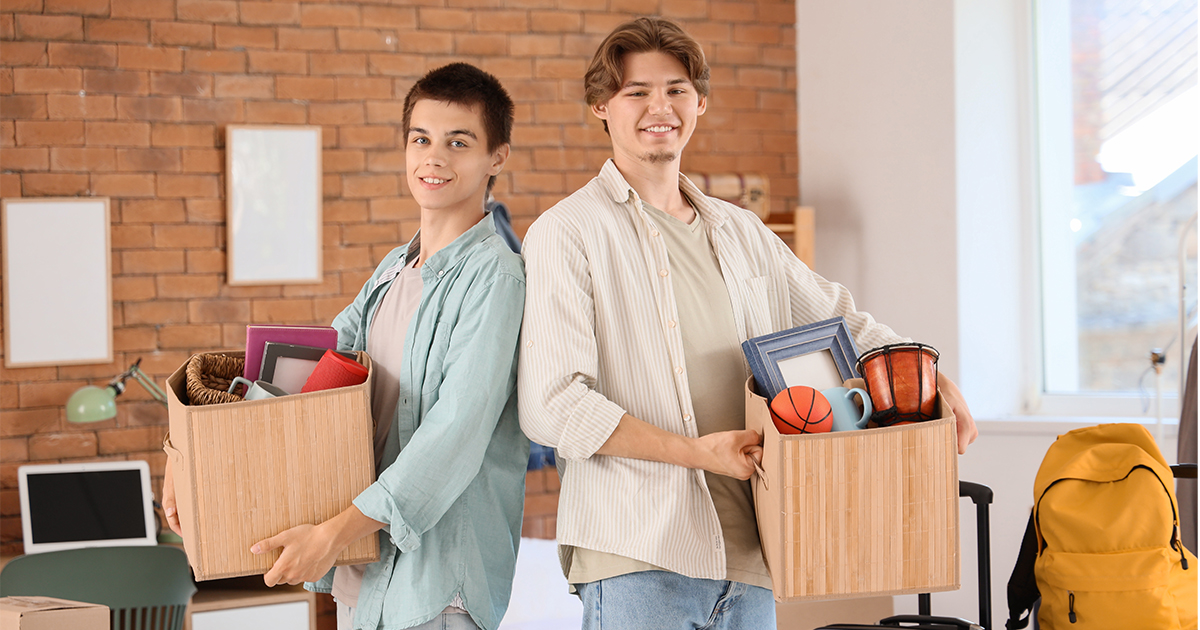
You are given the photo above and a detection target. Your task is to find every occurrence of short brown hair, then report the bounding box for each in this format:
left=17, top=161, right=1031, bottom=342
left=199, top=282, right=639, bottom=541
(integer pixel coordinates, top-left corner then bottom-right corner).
left=401, top=63, right=514, bottom=192
left=584, top=17, right=711, bottom=111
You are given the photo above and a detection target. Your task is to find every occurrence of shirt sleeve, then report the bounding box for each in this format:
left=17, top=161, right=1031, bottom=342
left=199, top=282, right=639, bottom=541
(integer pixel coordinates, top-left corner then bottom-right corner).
left=770, top=225, right=909, bottom=353
left=518, top=215, right=628, bottom=461
left=351, top=270, right=525, bottom=553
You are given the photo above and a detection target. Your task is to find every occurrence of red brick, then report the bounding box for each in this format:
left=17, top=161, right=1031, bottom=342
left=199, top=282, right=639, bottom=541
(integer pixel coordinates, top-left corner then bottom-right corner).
left=214, top=25, right=275, bottom=49
left=115, top=147, right=180, bottom=172
left=13, top=68, right=83, bottom=94
left=277, top=76, right=337, bottom=101
left=98, top=426, right=167, bottom=455
left=45, top=94, right=114, bottom=119
left=188, top=300, right=250, bottom=323
left=733, top=23, right=781, bottom=45
left=368, top=198, right=417, bottom=221
left=301, top=4, right=360, bottom=27
left=116, top=95, right=182, bottom=121
left=186, top=250, right=226, bottom=274
left=534, top=58, right=584, bottom=80
left=184, top=50, right=246, bottom=73
left=180, top=148, right=221, bottom=173
left=121, top=198, right=185, bottom=222
left=0, top=95, right=47, bottom=120
left=202, top=76, right=269, bottom=100
left=456, top=33, right=506, bottom=56
left=0, top=42, right=48, bottom=67
left=50, top=147, right=116, bottom=171
left=364, top=149, right=402, bottom=172
left=151, top=21, right=215, bottom=47
left=124, top=300, right=189, bottom=325
left=0, top=15, right=11, bottom=41
left=111, top=224, right=154, bottom=248
left=177, top=0, right=239, bottom=23
left=111, top=0, right=172, bottom=19
left=15, top=14, right=83, bottom=41
left=29, top=432, right=98, bottom=460
left=118, top=45, right=182, bottom=72
left=534, top=102, right=585, bottom=124
left=114, top=326, right=158, bottom=351
left=181, top=98, right=243, bottom=123
left=157, top=323, right=223, bottom=348
left=121, top=252, right=184, bottom=276
left=367, top=53, right=425, bottom=77
left=582, top=13, right=629, bottom=35
left=156, top=275, right=221, bottom=299
left=361, top=6, right=415, bottom=29
left=84, top=69, right=148, bottom=95
left=185, top=198, right=223, bottom=221
left=530, top=10, right=581, bottom=32
left=475, top=10, right=528, bottom=32
left=148, top=73, right=211, bottom=99
left=343, top=223, right=398, bottom=245
left=338, top=28, right=396, bottom=52
left=419, top=7, right=472, bottom=30
left=0, top=148, right=48, bottom=171
left=151, top=123, right=218, bottom=147
left=85, top=18, right=150, bottom=44
left=240, top=1, right=299, bottom=25
left=309, top=102, right=364, bottom=125
left=94, top=173, right=156, bottom=197
left=1, top=409, right=60, bottom=437
left=342, top=174, right=399, bottom=198
left=509, top=34, right=559, bottom=57
left=311, top=53, right=367, bottom=76
left=86, top=121, right=150, bottom=146
left=364, top=100, right=404, bottom=123
left=157, top=174, right=219, bottom=197
left=325, top=199, right=368, bottom=221
left=45, top=0, right=108, bottom=15
left=245, top=100, right=306, bottom=124
left=339, top=125, right=396, bottom=148
left=336, top=76, right=391, bottom=100
left=0, top=439, right=28, bottom=464
left=324, top=245, right=371, bottom=271
left=247, top=51, right=307, bottom=74
left=394, top=31, right=452, bottom=54
left=15, top=121, right=84, bottom=146
left=154, top=224, right=218, bottom=248
left=277, top=27, right=336, bottom=51
left=251, top=299, right=315, bottom=323
left=48, top=42, right=117, bottom=68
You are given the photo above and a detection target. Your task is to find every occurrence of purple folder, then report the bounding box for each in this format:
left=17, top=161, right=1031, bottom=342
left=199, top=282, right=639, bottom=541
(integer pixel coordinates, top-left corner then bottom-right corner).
left=244, top=325, right=338, bottom=381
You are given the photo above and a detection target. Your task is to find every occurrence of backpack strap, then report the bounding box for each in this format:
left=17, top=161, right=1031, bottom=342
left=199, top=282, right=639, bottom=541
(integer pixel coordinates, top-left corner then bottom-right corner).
left=1006, top=511, right=1040, bottom=629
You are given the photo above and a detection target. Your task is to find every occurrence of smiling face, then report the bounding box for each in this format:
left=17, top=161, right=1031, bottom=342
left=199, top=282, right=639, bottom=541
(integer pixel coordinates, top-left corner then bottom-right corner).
left=591, top=51, right=707, bottom=168
left=405, top=99, right=509, bottom=217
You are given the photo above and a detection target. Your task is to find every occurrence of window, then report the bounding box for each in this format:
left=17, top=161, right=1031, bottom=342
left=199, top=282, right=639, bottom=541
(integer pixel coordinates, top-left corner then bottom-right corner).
left=1034, top=0, right=1197, bottom=415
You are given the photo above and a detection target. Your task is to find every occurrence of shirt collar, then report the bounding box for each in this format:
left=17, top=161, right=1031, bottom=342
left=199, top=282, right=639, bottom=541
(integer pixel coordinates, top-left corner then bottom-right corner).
left=415, top=212, right=497, bottom=279
left=597, top=158, right=729, bottom=229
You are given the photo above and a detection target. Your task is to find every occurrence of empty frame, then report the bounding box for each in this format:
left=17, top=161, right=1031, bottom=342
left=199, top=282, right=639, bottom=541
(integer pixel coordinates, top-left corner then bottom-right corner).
left=226, top=125, right=323, bottom=286
left=2, top=198, right=113, bottom=368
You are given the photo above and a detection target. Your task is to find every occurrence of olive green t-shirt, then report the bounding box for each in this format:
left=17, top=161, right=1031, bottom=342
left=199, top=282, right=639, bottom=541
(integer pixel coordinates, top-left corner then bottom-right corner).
left=567, top=200, right=771, bottom=589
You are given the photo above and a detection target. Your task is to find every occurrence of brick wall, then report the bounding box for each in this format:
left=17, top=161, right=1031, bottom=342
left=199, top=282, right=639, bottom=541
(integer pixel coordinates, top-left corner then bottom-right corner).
left=0, top=0, right=798, bottom=568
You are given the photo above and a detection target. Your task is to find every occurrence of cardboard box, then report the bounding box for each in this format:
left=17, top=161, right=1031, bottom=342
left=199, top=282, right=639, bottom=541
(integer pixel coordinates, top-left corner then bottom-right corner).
left=0, top=597, right=109, bottom=630
left=746, top=378, right=959, bottom=602
left=165, top=351, right=380, bottom=581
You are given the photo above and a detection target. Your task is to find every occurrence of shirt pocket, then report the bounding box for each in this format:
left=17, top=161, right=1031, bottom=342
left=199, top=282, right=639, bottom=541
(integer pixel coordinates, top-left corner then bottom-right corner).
left=742, top=275, right=789, bottom=338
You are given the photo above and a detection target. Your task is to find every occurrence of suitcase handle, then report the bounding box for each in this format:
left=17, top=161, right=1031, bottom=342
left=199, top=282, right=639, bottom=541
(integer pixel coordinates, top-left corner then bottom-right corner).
left=881, top=614, right=983, bottom=629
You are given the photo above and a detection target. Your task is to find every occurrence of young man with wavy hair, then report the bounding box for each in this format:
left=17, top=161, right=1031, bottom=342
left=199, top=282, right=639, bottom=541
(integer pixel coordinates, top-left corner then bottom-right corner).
left=518, top=17, right=977, bottom=628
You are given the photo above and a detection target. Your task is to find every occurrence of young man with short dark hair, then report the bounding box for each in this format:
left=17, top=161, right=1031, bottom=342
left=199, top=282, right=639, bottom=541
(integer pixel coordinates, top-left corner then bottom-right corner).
left=518, top=17, right=977, bottom=627
left=164, top=63, right=528, bottom=630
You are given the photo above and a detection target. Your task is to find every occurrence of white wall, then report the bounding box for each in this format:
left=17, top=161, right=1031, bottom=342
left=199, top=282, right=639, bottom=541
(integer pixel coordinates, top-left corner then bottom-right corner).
left=793, top=1, right=1188, bottom=627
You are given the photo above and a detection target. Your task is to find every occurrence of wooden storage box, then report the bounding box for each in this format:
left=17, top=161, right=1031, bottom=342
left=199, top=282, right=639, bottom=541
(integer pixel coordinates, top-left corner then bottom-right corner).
left=165, top=351, right=379, bottom=581
left=746, top=378, right=959, bottom=602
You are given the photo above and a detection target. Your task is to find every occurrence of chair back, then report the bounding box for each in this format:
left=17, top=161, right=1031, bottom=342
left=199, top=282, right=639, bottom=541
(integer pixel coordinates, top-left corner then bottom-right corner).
left=0, top=545, right=196, bottom=630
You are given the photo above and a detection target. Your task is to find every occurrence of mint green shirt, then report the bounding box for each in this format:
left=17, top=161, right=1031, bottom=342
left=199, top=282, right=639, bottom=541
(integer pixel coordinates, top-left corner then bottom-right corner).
left=309, top=213, right=529, bottom=630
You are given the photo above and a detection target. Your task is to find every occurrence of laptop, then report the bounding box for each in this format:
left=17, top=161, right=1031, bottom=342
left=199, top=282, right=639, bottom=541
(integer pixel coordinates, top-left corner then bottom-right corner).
left=18, top=461, right=157, bottom=554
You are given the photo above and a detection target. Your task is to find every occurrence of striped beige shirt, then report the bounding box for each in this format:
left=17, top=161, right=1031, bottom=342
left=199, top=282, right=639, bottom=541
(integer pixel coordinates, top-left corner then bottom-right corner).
left=518, top=159, right=906, bottom=581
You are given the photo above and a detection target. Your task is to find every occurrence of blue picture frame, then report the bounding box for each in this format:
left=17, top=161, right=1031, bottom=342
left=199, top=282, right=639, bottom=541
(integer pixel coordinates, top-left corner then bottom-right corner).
left=741, top=316, right=861, bottom=401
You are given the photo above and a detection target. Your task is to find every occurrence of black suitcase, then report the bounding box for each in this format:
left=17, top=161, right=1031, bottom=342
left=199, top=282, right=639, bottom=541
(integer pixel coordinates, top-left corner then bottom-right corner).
left=814, top=480, right=994, bottom=630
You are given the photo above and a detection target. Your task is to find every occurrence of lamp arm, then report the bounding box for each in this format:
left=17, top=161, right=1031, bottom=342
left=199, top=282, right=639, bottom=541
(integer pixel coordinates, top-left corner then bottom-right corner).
left=129, top=366, right=169, bottom=407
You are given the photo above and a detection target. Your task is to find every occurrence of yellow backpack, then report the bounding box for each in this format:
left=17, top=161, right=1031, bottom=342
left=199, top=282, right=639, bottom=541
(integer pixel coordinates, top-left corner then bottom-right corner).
left=1031, top=423, right=1197, bottom=629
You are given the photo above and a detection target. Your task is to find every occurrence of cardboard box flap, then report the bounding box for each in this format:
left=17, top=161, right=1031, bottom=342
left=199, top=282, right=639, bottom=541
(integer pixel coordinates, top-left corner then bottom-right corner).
left=0, top=597, right=106, bottom=613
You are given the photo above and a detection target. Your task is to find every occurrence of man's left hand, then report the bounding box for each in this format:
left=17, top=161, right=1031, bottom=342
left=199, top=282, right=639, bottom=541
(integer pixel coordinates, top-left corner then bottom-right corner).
left=252, top=523, right=340, bottom=587
left=937, top=374, right=978, bottom=454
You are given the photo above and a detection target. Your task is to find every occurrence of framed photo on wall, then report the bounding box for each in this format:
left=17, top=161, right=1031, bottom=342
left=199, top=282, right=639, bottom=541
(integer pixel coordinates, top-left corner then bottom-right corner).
left=2, top=197, right=113, bottom=368
left=226, top=125, right=323, bottom=286
left=742, top=316, right=861, bottom=401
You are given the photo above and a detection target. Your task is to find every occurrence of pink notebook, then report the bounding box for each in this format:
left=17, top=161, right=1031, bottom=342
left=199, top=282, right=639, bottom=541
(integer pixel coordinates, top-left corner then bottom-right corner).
left=244, top=325, right=338, bottom=381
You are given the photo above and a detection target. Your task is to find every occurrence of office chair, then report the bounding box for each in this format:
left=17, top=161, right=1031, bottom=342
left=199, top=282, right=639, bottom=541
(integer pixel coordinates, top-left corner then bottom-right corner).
left=0, top=545, right=196, bottom=630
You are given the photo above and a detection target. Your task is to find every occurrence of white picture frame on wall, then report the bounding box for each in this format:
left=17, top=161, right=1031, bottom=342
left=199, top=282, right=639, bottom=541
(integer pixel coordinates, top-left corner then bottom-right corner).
left=226, top=125, right=323, bottom=286
left=2, top=197, right=113, bottom=368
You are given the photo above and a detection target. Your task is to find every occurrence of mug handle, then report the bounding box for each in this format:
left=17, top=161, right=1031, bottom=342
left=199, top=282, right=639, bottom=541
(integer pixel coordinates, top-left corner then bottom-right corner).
left=848, top=388, right=873, bottom=428
left=228, top=376, right=253, bottom=396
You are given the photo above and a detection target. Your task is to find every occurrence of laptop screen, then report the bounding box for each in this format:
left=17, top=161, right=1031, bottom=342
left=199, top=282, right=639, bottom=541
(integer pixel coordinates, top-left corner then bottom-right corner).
left=19, top=461, right=157, bottom=553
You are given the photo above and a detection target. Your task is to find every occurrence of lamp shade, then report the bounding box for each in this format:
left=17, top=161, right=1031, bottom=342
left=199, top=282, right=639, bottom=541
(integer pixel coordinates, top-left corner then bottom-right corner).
left=66, top=385, right=118, bottom=423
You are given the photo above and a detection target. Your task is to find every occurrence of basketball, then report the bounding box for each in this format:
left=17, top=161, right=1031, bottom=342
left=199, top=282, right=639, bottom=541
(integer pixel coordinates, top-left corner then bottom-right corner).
left=770, top=386, right=833, bottom=434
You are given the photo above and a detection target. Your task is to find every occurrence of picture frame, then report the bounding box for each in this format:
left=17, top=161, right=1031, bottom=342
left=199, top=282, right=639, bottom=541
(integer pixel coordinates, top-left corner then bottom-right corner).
left=2, top=197, right=113, bottom=368
left=741, top=316, right=861, bottom=401
left=259, top=342, right=356, bottom=394
left=226, top=125, right=323, bottom=286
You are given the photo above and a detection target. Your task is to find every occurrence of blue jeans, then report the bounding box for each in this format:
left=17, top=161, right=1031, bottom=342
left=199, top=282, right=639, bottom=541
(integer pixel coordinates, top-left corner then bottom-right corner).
left=336, top=602, right=479, bottom=630
left=577, top=570, right=775, bottom=630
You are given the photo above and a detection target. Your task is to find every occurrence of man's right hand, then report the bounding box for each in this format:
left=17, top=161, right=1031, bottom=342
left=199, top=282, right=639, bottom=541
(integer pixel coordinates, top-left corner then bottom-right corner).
left=694, top=429, right=763, bottom=480
left=162, top=461, right=183, bottom=537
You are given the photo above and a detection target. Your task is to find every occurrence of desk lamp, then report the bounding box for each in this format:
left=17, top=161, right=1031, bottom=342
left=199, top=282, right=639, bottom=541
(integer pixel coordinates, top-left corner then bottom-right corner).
left=66, top=358, right=168, bottom=423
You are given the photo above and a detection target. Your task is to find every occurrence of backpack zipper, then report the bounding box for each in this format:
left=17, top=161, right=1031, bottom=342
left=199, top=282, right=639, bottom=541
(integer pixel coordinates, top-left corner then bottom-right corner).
left=1068, top=591, right=1077, bottom=623
left=1036, top=465, right=1185, bottom=569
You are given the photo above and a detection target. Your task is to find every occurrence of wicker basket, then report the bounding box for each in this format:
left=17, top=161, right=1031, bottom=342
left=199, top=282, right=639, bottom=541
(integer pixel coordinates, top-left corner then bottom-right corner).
left=186, top=353, right=246, bottom=405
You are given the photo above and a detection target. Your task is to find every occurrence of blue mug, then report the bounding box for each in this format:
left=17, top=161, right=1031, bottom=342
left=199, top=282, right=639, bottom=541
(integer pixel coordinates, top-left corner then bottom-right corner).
left=821, top=387, right=873, bottom=432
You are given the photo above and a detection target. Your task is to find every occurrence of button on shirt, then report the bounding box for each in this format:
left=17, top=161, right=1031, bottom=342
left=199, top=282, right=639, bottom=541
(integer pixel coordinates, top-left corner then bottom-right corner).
left=519, top=159, right=907, bottom=581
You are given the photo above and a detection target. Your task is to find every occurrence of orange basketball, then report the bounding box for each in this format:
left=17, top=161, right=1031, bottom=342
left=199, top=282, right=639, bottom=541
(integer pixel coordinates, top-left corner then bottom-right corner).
left=769, top=386, right=833, bottom=435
